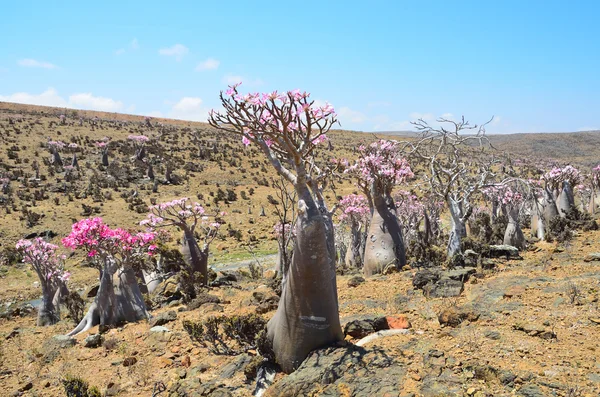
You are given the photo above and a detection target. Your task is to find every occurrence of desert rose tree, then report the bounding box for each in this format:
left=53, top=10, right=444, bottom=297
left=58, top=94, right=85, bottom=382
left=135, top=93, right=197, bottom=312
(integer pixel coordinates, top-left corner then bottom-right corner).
left=410, top=116, right=502, bottom=257
left=209, top=84, right=343, bottom=373
left=344, top=141, right=414, bottom=275
left=62, top=218, right=156, bottom=335
left=140, top=198, right=222, bottom=289
left=337, top=194, right=370, bottom=268
left=16, top=238, right=70, bottom=326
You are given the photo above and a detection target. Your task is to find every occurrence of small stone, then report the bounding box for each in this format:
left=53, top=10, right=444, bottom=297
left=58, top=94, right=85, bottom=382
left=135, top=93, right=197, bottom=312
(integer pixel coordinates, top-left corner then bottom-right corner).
left=484, top=330, right=501, bottom=340
left=386, top=315, right=411, bottom=329
left=149, top=311, right=177, bottom=327
left=409, top=372, right=421, bottom=381
left=18, top=382, right=33, bottom=392
left=347, top=276, right=365, bottom=288
left=467, top=387, right=477, bottom=396
left=149, top=326, right=170, bottom=333
left=122, top=357, right=137, bottom=367
left=181, top=355, right=191, bottom=368
left=83, top=333, right=103, bottom=348
left=344, top=320, right=375, bottom=338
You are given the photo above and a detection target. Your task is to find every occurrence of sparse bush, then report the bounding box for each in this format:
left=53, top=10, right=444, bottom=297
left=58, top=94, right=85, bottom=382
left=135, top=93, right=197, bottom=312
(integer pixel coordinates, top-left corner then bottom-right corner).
left=62, top=374, right=101, bottom=397
left=183, top=314, right=267, bottom=355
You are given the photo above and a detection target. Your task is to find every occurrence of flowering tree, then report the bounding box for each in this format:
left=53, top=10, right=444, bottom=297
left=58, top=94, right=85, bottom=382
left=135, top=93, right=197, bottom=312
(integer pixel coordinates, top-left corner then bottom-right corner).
left=344, top=140, right=414, bottom=275
left=337, top=194, right=370, bottom=268
left=62, top=218, right=156, bottom=335
left=59, top=114, right=66, bottom=125
left=484, top=183, right=528, bottom=249
left=542, top=165, right=581, bottom=216
left=128, top=134, right=150, bottom=161
left=140, top=198, right=221, bottom=287
left=410, top=116, right=504, bottom=257
left=48, top=140, right=65, bottom=167
left=208, top=84, right=343, bottom=373
left=16, top=238, right=70, bottom=326
left=96, top=138, right=110, bottom=167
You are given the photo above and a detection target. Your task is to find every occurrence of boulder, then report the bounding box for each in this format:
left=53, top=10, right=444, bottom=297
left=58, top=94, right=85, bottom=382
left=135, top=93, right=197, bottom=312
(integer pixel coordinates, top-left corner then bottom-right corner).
left=425, top=278, right=464, bottom=298
left=83, top=333, right=104, bottom=348
left=148, top=310, right=177, bottom=327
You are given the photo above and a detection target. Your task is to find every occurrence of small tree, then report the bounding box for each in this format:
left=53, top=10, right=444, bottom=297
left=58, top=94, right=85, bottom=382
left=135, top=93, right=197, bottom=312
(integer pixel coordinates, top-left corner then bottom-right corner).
left=128, top=135, right=150, bottom=161
left=542, top=165, right=581, bottom=216
left=410, top=116, right=500, bottom=258
left=96, top=138, right=110, bottom=167
left=16, top=238, right=70, bottom=326
left=48, top=140, right=65, bottom=167
left=269, top=176, right=297, bottom=282
left=337, top=194, right=370, bottom=268
left=62, top=218, right=156, bottom=335
left=344, top=140, right=413, bottom=275
left=140, top=198, right=221, bottom=287
left=209, top=84, right=343, bottom=373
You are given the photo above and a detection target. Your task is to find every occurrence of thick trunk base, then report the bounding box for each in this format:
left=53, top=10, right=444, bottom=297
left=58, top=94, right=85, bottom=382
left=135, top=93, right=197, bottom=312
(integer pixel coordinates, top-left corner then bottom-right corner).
left=266, top=203, right=343, bottom=373
left=363, top=204, right=406, bottom=277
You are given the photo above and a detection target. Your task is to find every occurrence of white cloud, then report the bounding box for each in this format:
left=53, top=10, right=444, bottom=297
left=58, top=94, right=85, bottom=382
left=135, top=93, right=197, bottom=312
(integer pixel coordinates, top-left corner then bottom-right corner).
left=0, top=88, right=67, bottom=107
left=131, top=38, right=139, bottom=50
left=0, top=88, right=126, bottom=112
left=68, top=93, right=124, bottom=112
left=115, top=48, right=126, bottom=55
left=338, top=107, right=367, bottom=124
left=222, top=74, right=264, bottom=87
left=168, top=97, right=210, bottom=122
left=159, top=44, right=189, bottom=61
left=196, top=58, right=220, bottom=71
left=17, top=58, right=58, bottom=69
left=441, top=112, right=454, bottom=120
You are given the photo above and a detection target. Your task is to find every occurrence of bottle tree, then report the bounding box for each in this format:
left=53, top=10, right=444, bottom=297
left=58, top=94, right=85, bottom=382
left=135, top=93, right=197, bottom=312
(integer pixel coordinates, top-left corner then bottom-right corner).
left=410, top=116, right=501, bottom=258
left=62, top=218, right=156, bottom=335
left=140, top=198, right=222, bottom=289
left=16, top=238, right=70, bottom=326
left=344, top=140, right=414, bottom=275
left=209, top=84, right=343, bottom=373
left=337, top=194, right=370, bottom=269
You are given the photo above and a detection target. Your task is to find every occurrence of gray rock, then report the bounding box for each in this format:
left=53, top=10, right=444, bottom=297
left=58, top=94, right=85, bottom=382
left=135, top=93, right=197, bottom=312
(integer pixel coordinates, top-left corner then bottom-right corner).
left=83, top=333, right=103, bottom=348
left=344, top=320, right=375, bottom=338
left=425, top=278, right=464, bottom=298
left=348, top=276, right=365, bottom=288
left=445, top=267, right=476, bottom=282
left=489, top=244, right=521, bottom=259
left=518, top=384, right=546, bottom=397
left=148, top=310, right=177, bottom=327
left=499, top=370, right=517, bottom=385
left=413, top=269, right=440, bottom=289
left=45, top=335, right=76, bottom=349
left=584, top=253, right=600, bottom=262
left=220, top=354, right=252, bottom=378
left=484, top=330, right=501, bottom=340
left=267, top=344, right=406, bottom=396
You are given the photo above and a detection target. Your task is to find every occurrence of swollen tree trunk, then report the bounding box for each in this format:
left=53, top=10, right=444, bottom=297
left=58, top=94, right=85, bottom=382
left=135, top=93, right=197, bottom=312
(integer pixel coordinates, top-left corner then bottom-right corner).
left=557, top=181, right=574, bottom=217
left=67, top=262, right=150, bottom=336
left=589, top=190, right=597, bottom=215
left=37, top=281, right=66, bottom=326
left=543, top=187, right=559, bottom=223
left=363, top=193, right=406, bottom=276
left=101, top=150, right=109, bottom=167
left=503, top=206, right=525, bottom=249
left=266, top=186, right=343, bottom=374
left=136, top=146, right=146, bottom=161
left=345, top=220, right=364, bottom=268
left=181, top=228, right=208, bottom=286
left=51, top=149, right=63, bottom=167
left=447, top=198, right=467, bottom=258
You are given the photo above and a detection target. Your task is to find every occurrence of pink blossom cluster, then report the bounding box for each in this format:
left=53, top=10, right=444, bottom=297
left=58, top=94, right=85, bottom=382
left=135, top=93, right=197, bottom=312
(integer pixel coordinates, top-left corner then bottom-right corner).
left=273, top=222, right=294, bottom=239
left=216, top=83, right=335, bottom=149
left=16, top=238, right=70, bottom=283
left=344, top=140, right=414, bottom=187
left=542, top=165, right=582, bottom=188
left=482, top=185, right=524, bottom=206
left=395, top=190, right=425, bottom=220
left=62, top=217, right=156, bottom=260
left=142, top=198, right=222, bottom=235
left=127, top=135, right=150, bottom=144
left=95, top=141, right=108, bottom=148
left=48, top=140, right=65, bottom=150
left=338, top=194, right=370, bottom=223
left=68, top=143, right=78, bottom=149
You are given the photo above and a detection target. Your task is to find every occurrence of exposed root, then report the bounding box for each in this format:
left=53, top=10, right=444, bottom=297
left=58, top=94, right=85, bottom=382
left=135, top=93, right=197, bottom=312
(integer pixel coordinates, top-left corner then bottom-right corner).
left=66, top=302, right=99, bottom=336
left=355, top=329, right=411, bottom=346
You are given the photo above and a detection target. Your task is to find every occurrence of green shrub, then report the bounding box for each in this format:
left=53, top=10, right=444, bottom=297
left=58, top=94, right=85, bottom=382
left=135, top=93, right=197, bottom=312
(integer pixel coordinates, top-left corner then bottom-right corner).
left=62, top=374, right=101, bottom=397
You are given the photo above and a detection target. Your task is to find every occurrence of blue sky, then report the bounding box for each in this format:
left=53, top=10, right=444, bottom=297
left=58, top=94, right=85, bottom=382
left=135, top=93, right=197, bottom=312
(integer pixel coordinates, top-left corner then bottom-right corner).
left=1, top=0, right=599, bottom=134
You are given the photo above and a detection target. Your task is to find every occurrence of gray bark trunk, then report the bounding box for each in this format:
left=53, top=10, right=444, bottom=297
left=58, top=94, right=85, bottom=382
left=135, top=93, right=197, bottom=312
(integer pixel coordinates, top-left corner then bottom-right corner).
left=543, top=187, right=559, bottom=224
left=67, top=261, right=149, bottom=336
left=266, top=186, right=343, bottom=373
left=363, top=194, right=406, bottom=276
left=557, top=181, right=574, bottom=217
left=503, top=206, right=525, bottom=249
left=447, top=198, right=467, bottom=258
left=101, top=150, right=109, bottom=167
left=344, top=220, right=364, bottom=268
left=51, top=149, right=63, bottom=167
left=181, top=228, right=208, bottom=286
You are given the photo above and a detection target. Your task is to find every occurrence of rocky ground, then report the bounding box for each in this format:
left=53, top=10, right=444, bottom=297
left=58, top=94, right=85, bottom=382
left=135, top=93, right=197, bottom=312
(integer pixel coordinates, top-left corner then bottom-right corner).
left=1, top=229, right=600, bottom=397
